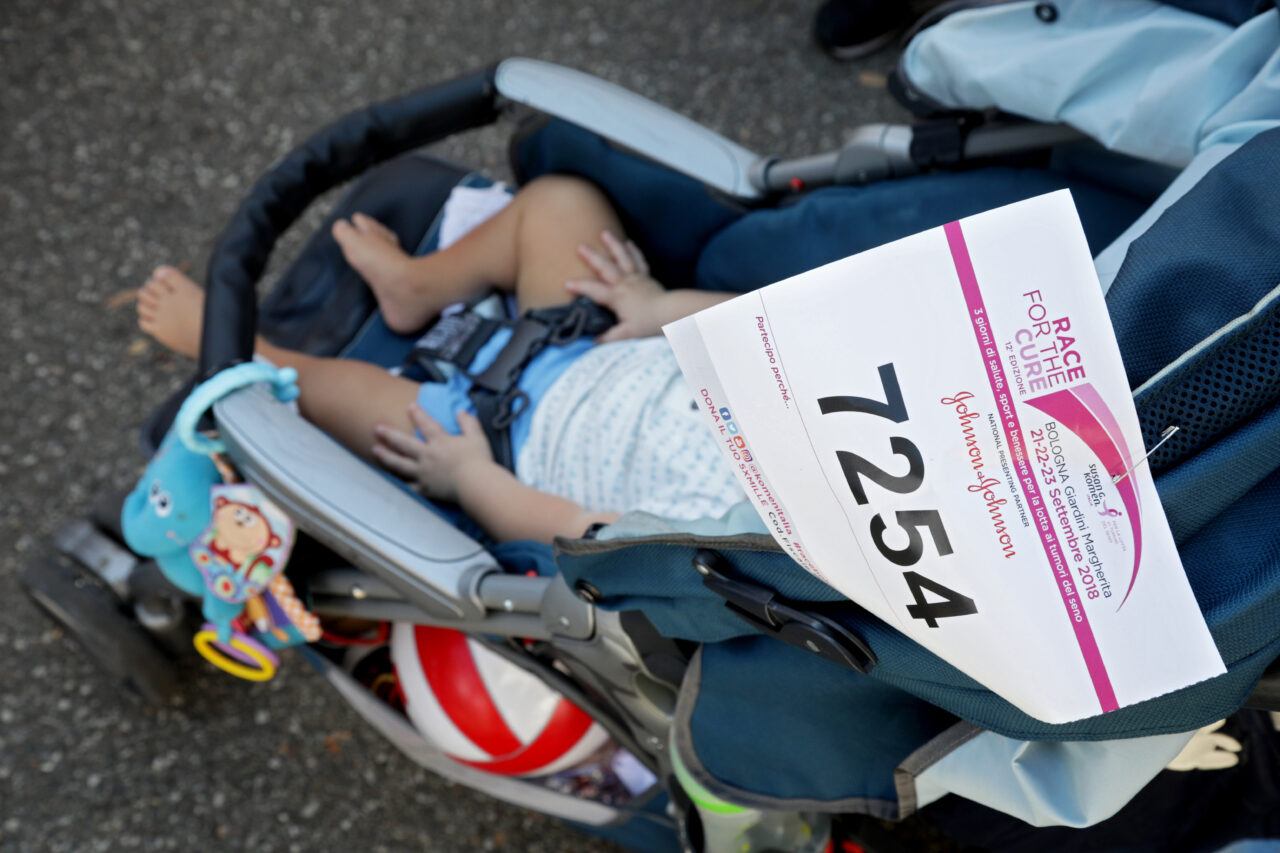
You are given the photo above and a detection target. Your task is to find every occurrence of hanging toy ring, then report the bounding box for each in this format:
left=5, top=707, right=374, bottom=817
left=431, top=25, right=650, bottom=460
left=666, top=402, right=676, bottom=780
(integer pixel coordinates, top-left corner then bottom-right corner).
left=193, top=623, right=279, bottom=682
left=173, top=362, right=300, bottom=455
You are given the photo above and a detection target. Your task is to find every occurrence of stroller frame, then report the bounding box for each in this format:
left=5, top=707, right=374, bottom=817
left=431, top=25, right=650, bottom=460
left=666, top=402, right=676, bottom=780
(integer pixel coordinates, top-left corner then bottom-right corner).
left=28, top=56, right=1269, bottom=849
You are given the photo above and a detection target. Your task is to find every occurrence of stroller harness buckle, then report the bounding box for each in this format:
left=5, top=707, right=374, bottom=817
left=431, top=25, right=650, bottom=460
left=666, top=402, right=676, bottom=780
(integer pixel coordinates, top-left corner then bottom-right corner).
left=406, top=296, right=616, bottom=471
left=469, top=313, right=557, bottom=394
left=692, top=550, right=878, bottom=675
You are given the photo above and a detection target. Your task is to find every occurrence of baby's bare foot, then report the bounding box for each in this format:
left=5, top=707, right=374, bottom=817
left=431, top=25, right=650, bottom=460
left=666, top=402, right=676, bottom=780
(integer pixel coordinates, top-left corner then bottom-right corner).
left=332, top=213, right=432, bottom=333
left=137, top=265, right=204, bottom=358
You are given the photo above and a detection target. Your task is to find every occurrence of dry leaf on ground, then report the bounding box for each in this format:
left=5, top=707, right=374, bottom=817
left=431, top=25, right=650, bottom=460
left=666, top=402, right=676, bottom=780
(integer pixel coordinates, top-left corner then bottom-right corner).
left=105, top=289, right=139, bottom=309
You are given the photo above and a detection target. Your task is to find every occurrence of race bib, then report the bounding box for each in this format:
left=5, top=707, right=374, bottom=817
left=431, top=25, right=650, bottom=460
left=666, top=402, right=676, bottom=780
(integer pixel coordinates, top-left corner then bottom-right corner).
left=665, top=191, right=1225, bottom=723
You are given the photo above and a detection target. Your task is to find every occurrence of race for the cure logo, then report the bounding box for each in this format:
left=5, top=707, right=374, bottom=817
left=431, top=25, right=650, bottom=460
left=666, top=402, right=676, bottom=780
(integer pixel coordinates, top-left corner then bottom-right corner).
left=1017, top=290, right=1087, bottom=393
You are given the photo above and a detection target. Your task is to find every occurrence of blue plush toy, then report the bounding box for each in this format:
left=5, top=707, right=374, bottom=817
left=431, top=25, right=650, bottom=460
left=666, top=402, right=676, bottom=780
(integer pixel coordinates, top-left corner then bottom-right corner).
left=120, top=364, right=318, bottom=680
left=121, top=429, right=223, bottom=600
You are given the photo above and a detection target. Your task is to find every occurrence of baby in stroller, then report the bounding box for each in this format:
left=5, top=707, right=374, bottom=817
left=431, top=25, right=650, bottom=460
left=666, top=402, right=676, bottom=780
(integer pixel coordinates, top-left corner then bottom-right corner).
left=135, top=174, right=744, bottom=544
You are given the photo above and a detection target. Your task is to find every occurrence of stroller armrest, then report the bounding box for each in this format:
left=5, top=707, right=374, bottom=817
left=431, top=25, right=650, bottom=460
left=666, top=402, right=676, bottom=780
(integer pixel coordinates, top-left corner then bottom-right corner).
left=494, top=58, right=762, bottom=200
left=213, top=384, right=499, bottom=620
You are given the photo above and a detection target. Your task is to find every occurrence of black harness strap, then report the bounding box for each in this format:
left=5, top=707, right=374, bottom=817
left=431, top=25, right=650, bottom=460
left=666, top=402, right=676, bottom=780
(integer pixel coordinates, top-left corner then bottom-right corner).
left=407, top=310, right=504, bottom=384
left=403, top=296, right=615, bottom=471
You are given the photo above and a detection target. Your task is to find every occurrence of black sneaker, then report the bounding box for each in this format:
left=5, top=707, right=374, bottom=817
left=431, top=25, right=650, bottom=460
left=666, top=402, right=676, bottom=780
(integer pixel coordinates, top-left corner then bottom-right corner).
left=812, top=0, right=914, bottom=61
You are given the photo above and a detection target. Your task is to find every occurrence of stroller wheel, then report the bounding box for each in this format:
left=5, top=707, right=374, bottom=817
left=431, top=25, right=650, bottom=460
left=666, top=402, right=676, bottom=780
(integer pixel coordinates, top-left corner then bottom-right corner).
left=19, top=556, right=180, bottom=705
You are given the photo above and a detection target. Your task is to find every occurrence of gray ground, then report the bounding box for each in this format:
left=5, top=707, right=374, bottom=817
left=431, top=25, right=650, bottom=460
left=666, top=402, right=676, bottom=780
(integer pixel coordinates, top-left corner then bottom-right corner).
left=0, top=2, right=914, bottom=851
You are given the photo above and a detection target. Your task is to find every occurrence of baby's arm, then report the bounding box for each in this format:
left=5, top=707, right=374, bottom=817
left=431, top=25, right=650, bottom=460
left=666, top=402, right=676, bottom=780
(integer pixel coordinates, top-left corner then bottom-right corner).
left=453, top=462, right=621, bottom=544
left=372, top=407, right=619, bottom=544
left=566, top=231, right=735, bottom=343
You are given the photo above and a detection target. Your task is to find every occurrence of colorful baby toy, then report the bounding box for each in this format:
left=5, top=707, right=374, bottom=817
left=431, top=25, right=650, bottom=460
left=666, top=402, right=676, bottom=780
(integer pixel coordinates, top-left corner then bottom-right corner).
left=121, top=363, right=320, bottom=681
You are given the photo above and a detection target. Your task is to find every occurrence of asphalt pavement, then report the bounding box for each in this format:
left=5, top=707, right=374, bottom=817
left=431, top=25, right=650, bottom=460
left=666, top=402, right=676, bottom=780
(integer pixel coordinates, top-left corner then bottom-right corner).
left=0, top=2, right=911, bottom=850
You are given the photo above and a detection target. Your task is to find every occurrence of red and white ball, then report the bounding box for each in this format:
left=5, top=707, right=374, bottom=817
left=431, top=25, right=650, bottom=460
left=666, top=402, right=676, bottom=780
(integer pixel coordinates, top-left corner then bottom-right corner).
left=390, top=623, right=610, bottom=776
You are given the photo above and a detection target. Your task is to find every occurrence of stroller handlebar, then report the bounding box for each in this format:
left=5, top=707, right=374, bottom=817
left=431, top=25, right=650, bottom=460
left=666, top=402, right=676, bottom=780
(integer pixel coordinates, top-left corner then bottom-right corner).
left=198, top=67, right=502, bottom=380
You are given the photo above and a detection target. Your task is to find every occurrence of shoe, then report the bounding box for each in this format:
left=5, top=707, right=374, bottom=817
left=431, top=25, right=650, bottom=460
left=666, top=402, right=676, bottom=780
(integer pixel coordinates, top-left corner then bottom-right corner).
left=812, top=0, right=913, bottom=61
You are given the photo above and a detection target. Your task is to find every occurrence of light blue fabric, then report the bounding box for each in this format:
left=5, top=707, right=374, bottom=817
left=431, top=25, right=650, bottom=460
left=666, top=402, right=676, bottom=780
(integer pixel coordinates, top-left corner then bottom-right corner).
left=910, top=728, right=1195, bottom=826
left=516, top=338, right=743, bottom=520
left=901, top=0, right=1280, bottom=167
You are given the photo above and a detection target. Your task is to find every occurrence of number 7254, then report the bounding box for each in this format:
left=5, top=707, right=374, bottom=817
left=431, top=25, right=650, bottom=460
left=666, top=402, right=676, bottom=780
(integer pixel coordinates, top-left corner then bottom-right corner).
left=818, top=363, right=977, bottom=628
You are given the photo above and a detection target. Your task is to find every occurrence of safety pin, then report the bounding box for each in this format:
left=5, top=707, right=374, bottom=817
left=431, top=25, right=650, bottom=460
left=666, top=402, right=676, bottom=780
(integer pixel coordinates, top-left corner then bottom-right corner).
left=1112, top=425, right=1180, bottom=485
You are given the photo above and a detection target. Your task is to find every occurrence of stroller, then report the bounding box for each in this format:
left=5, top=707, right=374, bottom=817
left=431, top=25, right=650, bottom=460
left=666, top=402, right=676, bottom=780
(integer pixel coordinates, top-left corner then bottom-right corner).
left=22, top=1, right=1280, bottom=850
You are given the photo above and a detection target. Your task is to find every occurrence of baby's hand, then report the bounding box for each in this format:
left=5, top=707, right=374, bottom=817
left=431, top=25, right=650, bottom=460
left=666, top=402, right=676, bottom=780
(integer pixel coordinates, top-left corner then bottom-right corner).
left=371, top=406, right=494, bottom=503
left=566, top=231, right=667, bottom=343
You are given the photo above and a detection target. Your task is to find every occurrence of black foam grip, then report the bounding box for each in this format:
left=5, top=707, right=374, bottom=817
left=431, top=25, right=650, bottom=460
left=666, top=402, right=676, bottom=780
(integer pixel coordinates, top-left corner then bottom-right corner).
left=199, top=67, right=500, bottom=379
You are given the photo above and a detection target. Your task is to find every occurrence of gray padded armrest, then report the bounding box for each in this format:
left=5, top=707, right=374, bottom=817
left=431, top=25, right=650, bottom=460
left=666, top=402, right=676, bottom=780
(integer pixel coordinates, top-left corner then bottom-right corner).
left=214, top=385, right=499, bottom=620
left=495, top=57, right=763, bottom=199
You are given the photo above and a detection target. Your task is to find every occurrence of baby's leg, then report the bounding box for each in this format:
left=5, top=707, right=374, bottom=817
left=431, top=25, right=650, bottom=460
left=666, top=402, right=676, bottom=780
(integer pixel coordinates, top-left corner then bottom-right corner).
left=255, top=342, right=421, bottom=462
left=499, top=174, right=629, bottom=313
left=139, top=267, right=420, bottom=461
left=332, top=175, right=627, bottom=332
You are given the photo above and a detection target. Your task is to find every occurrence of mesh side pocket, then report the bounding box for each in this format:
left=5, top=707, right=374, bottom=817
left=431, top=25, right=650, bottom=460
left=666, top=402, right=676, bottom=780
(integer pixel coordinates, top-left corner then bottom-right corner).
left=1137, top=294, right=1280, bottom=475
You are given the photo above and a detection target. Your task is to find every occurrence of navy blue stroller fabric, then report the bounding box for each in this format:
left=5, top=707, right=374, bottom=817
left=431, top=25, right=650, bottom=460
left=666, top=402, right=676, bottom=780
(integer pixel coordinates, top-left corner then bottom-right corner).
left=695, top=167, right=1149, bottom=293
left=1161, top=0, right=1275, bottom=25
left=512, top=119, right=744, bottom=291
left=514, top=120, right=1152, bottom=295
left=556, top=127, right=1280, bottom=807
left=1108, top=129, right=1280, bottom=394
